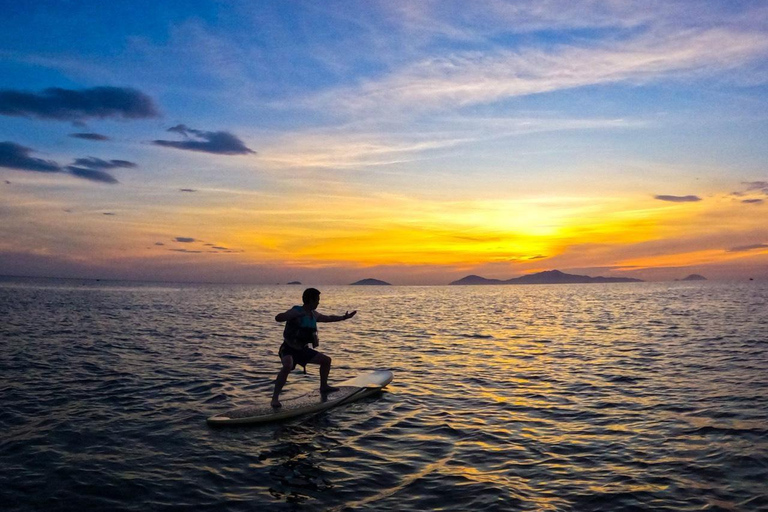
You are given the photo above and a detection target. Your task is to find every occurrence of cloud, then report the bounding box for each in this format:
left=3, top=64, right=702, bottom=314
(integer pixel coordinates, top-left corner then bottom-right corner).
left=307, top=27, right=768, bottom=116
left=71, top=157, right=137, bottom=170
left=728, top=243, right=768, bottom=252
left=153, top=124, right=255, bottom=155
left=175, top=237, right=196, bottom=243
left=69, top=133, right=110, bottom=141
left=0, top=141, right=61, bottom=172
left=654, top=194, right=702, bottom=202
left=743, top=181, right=768, bottom=194
left=742, top=198, right=764, bottom=204
left=0, top=86, right=160, bottom=121
left=179, top=188, right=197, bottom=192
left=66, top=166, right=120, bottom=184
left=61, top=156, right=137, bottom=184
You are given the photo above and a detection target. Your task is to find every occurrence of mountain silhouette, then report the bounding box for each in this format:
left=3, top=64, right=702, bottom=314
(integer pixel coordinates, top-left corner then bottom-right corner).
left=350, top=278, right=391, bottom=285
left=450, top=269, right=643, bottom=285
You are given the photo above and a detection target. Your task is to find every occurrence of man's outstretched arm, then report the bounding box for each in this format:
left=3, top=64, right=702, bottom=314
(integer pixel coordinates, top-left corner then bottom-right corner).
left=315, top=310, right=357, bottom=323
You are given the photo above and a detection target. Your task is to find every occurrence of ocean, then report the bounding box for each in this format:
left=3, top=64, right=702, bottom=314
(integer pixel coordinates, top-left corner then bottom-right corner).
left=1, top=277, right=766, bottom=511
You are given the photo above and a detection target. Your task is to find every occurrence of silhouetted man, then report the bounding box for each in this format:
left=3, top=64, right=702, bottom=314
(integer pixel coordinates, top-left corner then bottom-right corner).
left=271, top=288, right=356, bottom=408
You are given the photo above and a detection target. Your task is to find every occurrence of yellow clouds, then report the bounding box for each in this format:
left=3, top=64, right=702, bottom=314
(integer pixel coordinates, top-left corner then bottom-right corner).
left=219, top=185, right=767, bottom=277
left=226, top=192, right=668, bottom=268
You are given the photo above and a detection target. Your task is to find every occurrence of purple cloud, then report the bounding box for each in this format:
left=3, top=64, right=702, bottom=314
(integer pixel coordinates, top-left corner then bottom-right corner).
left=0, top=86, right=160, bottom=121
left=154, top=124, right=255, bottom=155
left=69, top=133, right=110, bottom=141
left=654, top=194, right=702, bottom=202
left=71, top=157, right=136, bottom=170
left=728, top=243, right=768, bottom=252
left=0, top=141, right=61, bottom=172
left=66, top=166, right=120, bottom=184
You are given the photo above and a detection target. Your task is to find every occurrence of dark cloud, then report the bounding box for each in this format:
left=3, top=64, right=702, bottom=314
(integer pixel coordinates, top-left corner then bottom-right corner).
left=179, top=188, right=197, bottom=192
left=170, top=249, right=202, bottom=253
left=0, top=86, right=160, bottom=121
left=654, top=194, right=702, bottom=202
left=102, top=212, right=116, bottom=216
left=742, top=198, right=764, bottom=204
left=72, top=157, right=137, bottom=169
left=155, top=242, right=165, bottom=246
left=153, top=124, right=255, bottom=155
left=728, top=243, right=768, bottom=252
left=175, top=237, right=196, bottom=243
left=0, top=141, right=61, bottom=172
left=69, top=133, right=110, bottom=141
left=62, top=156, right=137, bottom=184
left=66, top=166, right=120, bottom=184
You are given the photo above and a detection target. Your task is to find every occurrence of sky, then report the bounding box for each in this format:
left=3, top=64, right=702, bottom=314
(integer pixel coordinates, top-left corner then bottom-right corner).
left=1, top=0, right=767, bottom=285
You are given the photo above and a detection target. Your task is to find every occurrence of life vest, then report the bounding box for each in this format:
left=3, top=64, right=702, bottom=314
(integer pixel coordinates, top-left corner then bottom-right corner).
left=283, top=305, right=318, bottom=350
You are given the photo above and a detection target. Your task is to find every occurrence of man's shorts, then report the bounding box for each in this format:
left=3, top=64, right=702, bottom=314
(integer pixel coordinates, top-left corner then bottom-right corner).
left=278, top=343, right=319, bottom=369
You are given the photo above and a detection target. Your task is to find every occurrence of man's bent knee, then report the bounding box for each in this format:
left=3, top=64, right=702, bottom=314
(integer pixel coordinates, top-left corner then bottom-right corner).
left=280, top=356, right=294, bottom=372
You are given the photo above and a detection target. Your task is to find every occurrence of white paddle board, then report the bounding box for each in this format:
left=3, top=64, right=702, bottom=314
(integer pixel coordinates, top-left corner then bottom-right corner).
left=207, top=370, right=393, bottom=426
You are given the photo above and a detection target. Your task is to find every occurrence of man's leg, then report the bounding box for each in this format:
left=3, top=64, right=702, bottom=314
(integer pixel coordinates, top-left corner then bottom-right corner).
left=271, top=355, right=293, bottom=408
left=309, top=352, right=338, bottom=392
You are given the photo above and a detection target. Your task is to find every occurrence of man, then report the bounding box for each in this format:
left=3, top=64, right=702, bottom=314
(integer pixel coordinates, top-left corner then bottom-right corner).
left=271, top=288, right=356, bottom=408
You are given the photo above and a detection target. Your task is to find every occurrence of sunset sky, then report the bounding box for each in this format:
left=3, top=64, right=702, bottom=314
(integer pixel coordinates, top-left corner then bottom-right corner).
left=1, top=0, right=767, bottom=284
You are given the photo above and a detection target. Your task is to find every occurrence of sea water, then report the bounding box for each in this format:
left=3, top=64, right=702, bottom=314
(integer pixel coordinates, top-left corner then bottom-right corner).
left=1, top=277, right=766, bottom=511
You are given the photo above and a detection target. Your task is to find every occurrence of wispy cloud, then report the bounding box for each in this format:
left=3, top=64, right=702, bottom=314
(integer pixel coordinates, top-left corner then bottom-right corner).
left=66, top=167, right=119, bottom=184
left=728, top=243, right=768, bottom=252
left=262, top=116, right=640, bottom=169
left=0, top=86, right=160, bottom=121
left=743, top=181, right=768, bottom=194
left=69, top=133, right=110, bottom=141
left=307, top=27, right=768, bottom=116
left=153, top=124, right=255, bottom=155
left=71, top=157, right=137, bottom=170
left=654, top=195, right=702, bottom=203
left=64, top=156, right=137, bottom=184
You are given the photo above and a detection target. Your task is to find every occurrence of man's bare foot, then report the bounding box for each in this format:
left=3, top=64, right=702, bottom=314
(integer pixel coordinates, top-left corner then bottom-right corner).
left=271, top=399, right=282, bottom=408
left=320, top=385, right=339, bottom=393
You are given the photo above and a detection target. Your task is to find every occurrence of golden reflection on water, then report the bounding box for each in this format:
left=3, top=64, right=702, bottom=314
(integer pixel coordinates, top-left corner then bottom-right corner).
left=3, top=279, right=766, bottom=511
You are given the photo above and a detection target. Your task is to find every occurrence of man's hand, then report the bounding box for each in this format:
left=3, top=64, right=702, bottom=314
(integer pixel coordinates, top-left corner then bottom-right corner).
left=343, top=310, right=357, bottom=320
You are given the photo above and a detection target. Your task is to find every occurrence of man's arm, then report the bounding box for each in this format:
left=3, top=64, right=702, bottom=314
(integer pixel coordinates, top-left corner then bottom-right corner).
left=315, top=310, right=357, bottom=323
left=275, top=307, right=303, bottom=322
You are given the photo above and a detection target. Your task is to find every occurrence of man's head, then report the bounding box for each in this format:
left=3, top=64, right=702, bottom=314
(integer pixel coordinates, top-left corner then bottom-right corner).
left=302, top=288, right=321, bottom=307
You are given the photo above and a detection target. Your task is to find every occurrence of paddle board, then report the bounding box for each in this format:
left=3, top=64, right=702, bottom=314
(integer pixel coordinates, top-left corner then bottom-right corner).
left=206, top=369, right=393, bottom=426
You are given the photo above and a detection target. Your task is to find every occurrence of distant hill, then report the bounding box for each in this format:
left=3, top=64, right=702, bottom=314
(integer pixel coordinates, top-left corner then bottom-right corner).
left=350, top=278, right=391, bottom=286
left=681, top=274, right=706, bottom=281
left=450, top=275, right=503, bottom=285
left=450, top=269, right=643, bottom=285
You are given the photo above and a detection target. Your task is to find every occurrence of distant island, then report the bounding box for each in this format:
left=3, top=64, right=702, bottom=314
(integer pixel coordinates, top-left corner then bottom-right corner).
left=681, top=274, right=706, bottom=281
left=350, top=278, right=391, bottom=286
left=286, top=281, right=302, bottom=285
left=450, top=269, right=643, bottom=285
